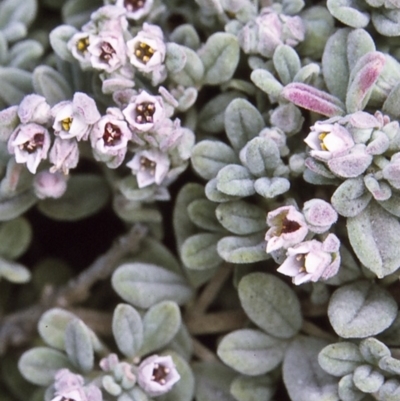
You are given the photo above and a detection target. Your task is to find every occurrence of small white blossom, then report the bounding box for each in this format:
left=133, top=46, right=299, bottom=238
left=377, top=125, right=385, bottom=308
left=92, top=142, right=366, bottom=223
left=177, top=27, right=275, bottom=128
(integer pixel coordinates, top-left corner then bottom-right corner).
left=122, top=90, right=165, bottom=132
left=7, top=123, right=51, bottom=174
left=90, top=107, right=132, bottom=168
left=116, top=0, right=154, bottom=20
left=52, top=93, right=101, bottom=141
left=34, top=171, right=68, bottom=199
left=68, top=32, right=92, bottom=69
left=137, top=355, right=180, bottom=397
left=126, top=23, right=166, bottom=84
left=17, top=94, right=52, bottom=125
left=265, top=205, right=308, bottom=253
left=87, top=32, right=127, bottom=73
left=127, top=149, right=170, bottom=188
left=277, top=234, right=341, bottom=285
left=49, top=138, right=79, bottom=175
left=304, top=122, right=355, bottom=161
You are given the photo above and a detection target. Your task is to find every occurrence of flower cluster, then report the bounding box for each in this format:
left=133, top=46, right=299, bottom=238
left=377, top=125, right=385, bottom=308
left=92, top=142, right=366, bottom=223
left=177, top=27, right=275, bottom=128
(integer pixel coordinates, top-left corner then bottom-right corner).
left=265, top=202, right=340, bottom=285
left=67, top=5, right=166, bottom=92
left=0, top=89, right=193, bottom=199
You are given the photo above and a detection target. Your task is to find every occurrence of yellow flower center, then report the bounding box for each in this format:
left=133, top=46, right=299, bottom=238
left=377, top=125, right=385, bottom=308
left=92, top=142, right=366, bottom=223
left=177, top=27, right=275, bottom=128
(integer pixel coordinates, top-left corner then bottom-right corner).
left=318, top=132, right=329, bottom=151
left=76, top=37, right=89, bottom=53
left=134, top=42, right=155, bottom=64
left=61, top=117, right=73, bottom=131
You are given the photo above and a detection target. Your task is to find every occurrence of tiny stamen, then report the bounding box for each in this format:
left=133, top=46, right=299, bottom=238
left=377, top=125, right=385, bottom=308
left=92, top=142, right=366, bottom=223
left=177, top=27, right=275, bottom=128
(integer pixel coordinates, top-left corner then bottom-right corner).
left=20, top=133, right=45, bottom=154
left=61, top=117, right=73, bottom=132
left=124, top=0, right=146, bottom=12
left=100, top=42, right=116, bottom=62
left=134, top=41, right=155, bottom=64
left=151, top=363, right=169, bottom=385
left=76, top=37, right=90, bottom=54
left=103, top=122, right=122, bottom=146
left=135, top=102, right=156, bottom=124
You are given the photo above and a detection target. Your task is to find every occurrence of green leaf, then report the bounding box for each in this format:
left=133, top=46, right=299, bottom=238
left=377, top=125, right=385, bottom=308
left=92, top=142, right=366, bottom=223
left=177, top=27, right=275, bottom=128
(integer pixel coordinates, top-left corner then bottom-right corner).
left=181, top=233, right=223, bottom=270
left=0, top=217, right=31, bottom=260
left=250, top=69, right=283, bottom=98
left=112, top=263, right=193, bottom=309
left=49, top=25, right=78, bottom=62
left=225, top=99, right=264, bottom=151
left=65, top=319, right=94, bottom=373
left=187, top=199, right=223, bottom=232
left=191, top=140, right=239, bottom=180
left=378, top=379, right=400, bottom=401
left=273, top=45, right=301, bottom=86
left=283, top=336, right=339, bottom=401
left=326, top=0, right=370, bottom=28
left=318, top=342, right=364, bottom=376
left=38, top=308, right=76, bottom=350
left=238, top=273, right=302, bottom=339
left=217, top=329, right=287, bottom=375
left=347, top=202, right=400, bottom=277
left=215, top=201, right=266, bottom=235
left=112, top=304, right=143, bottom=358
left=353, top=365, right=384, bottom=393
left=338, top=374, right=365, bottom=401
left=359, top=337, right=390, bottom=365
left=230, top=375, right=275, bottom=401
left=0, top=259, right=30, bottom=283
left=139, top=301, right=181, bottom=356
left=217, top=233, right=268, bottom=264
left=38, top=174, right=110, bottom=221
left=18, top=347, right=73, bottom=386
left=244, top=137, right=281, bottom=177
left=216, top=165, right=255, bottom=197
left=32, top=65, right=73, bottom=106
left=328, top=281, right=397, bottom=338
left=0, top=190, right=37, bottom=222
left=199, top=33, right=240, bottom=85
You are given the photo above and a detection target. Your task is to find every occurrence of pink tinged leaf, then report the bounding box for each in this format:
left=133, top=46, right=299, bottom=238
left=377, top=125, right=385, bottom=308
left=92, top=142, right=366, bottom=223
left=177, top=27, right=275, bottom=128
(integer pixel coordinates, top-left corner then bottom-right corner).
left=282, top=83, right=345, bottom=117
left=346, top=52, right=386, bottom=113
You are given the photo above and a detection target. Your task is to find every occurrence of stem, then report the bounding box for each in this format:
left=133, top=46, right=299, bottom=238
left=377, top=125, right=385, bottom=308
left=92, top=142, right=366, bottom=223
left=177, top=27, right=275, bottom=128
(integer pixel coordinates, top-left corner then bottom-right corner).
left=0, top=224, right=147, bottom=355
left=191, top=337, right=217, bottom=362
left=301, top=320, right=336, bottom=342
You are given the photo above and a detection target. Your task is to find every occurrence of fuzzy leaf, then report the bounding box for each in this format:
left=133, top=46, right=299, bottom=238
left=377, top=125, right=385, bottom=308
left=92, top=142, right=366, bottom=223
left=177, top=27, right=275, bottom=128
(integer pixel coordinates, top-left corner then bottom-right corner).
left=38, top=174, right=110, bottom=221
left=225, top=99, right=264, bottom=151
left=230, top=375, right=275, bottom=401
left=0, top=218, right=31, bottom=260
left=359, top=337, right=390, bottom=365
left=254, top=177, right=291, bottom=199
left=199, top=33, right=240, bottom=85
left=181, top=233, right=223, bottom=270
left=328, top=281, right=397, bottom=338
left=18, top=347, right=73, bottom=386
left=65, top=319, right=94, bottom=373
left=338, top=374, right=365, bottom=401
left=353, top=365, right=384, bottom=393
left=187, top=199, right=222, bottom=232
left=244, top=137, right=281, bottom=176
left=139, top=301, right=181, bottom=356
left=318, top=342, right=364, bottom=377
left=273, top=45, right=301, bottom=86
left=217, top=233, right=268, bottom=264
left=112, top=304, right=143, bottom=358
left=191, top=140, right=239, bottom=180
left=283, top=336, right=339, bottom=401
left=372, top=8, right=400, bottom=37
left=216, top=165, right=255, bottom=197
left=215, top=201, right=266, bottom=235
left=326, top=0, right=370, bottom=28
left=112, top=263, right=193, bottom=308
left=49, top=25, right=78, bottom=62
left=0, top=191, right=37, bottom=222
left=378, top=379, right=400, bottom=401
left=347, top=201, right=400, bottom=277
left=238, top=273, right=302, bottom=339
left=217, top=329, right=287, bottom=375
left=250, top=69, right=283, bottom=98
left=0, top=259, right=30, bottom=283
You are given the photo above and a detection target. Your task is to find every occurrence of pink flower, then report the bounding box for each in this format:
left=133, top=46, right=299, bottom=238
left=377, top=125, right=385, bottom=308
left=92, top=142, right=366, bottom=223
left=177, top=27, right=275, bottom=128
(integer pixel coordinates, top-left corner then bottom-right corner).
left=265, top=205, right=308, bottom=253
left=49, top=138, right=79, bottom=174
left=90, top=108, right=132, bottom=168
left=277, top=234, right=341, bottom=285
left=127, top=149, right=170, bottom=188
left=304, top=122, right=355, bottom=161
left=52, top=93, right=101, bottom=141
left=33, top=171, right=68, bottom=199
left=7, top=123, right=51, bottom=174
left=302, top=199, right=338, bottom=234
left=17, top=94, right=52, bottom=125
left=122, top=90, right=165, bottom=132
left=137, top=355, right=180, bottom=397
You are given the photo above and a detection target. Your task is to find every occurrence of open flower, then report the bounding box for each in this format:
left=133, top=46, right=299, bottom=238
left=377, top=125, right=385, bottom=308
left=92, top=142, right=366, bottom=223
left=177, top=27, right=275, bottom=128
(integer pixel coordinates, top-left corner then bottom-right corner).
left=52, top=93, right=101, bottom=141
left=122, top=90, right=165, bottom=132
left=68, top=32, right=92, bottom=69
left=90, top=107, right=132, bottom=168
left=137, top=355, right=180, bottom=397
left=126, top=23, right=166, bottom=84
left=304, top=122, right=355, bottom=161
left=7, top=123, right=51, bottom=174
left=277, top=234, right=341, bottom=285
left=87, top=32, right=127, bottom=73
left=265, top=205, right=308, bottom=253
left=127, top=149, right=170, bottom=187
left=116, top=0, right=154, bottom=20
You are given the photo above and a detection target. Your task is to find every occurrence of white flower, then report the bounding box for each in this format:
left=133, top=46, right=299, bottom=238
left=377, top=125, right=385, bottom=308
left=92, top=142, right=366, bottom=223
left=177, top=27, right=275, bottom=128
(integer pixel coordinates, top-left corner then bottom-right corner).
left=304, top=122, right=355, bottom=161
left=127, top=149, right=170, bottom=188
left=7, top=123, right=51, bottom=174
left=122, top=90, right=165, bottom=132
left=90, top=107, right=132, bottom=168
left=265, top=205, right=308, bottom=253
left=33, top=171, right=68, bottom=199
left=87, top=32, right=127, bottom=73
left=116, top=0, right=154, bottom=20
left=277, top=234, right=341, bottom=285
left=17, top=94, right=52, bottom=125
left=52, top=93, right=101, bottom=141
left=68, top=32, right=92, bottom=69
left=126, top=23, right=166, bottom=84
left=137, top=355, right=180, bottom=397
